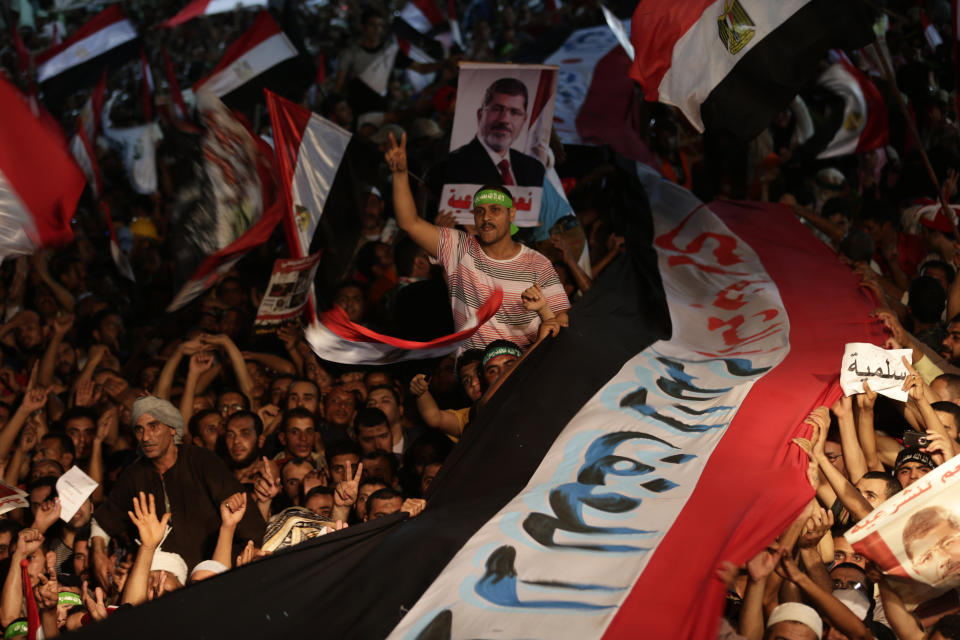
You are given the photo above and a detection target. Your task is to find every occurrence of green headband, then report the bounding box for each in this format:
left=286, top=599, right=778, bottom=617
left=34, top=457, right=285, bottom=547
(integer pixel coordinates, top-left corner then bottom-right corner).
left=59, top=592, right=82, bottom=607
left=4, top=621, right=27, bottom=639
left=482, top=344, right=522, bottom=367
left=473, top=189, right=513, bottom=209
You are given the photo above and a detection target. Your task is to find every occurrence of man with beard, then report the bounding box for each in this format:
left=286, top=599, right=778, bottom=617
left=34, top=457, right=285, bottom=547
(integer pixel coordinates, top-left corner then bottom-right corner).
left=90, top=396, right=265, bottom=587
left=224, top=411, right=266, bottom=484
left=942, top=315, right=960, bottom=367
left=387, top=135, right=568, bottom=352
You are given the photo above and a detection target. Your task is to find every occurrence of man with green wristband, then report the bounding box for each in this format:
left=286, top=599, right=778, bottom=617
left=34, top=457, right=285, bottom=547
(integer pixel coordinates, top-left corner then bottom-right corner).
left=386, top=133, right=569, bottom=352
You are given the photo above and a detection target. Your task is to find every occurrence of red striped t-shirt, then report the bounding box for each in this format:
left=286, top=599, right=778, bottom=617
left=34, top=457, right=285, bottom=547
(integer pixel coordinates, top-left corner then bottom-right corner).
left=437, top=228, right=570, bottom=352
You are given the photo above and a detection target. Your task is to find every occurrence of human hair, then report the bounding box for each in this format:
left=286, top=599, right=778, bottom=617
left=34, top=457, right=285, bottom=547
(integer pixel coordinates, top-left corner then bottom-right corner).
left=931, top=613, right=960, bottom=640
left=188, top=409, right=221, bottom=435
left=287, top=378, right=319, bottom=395
left=217, top=388, right=250, bottom=411
left=360, top=9, right=382, bottom=26
left=281, top=457, right=316, bottom=476
left=355, top=242, right=388, bottom=281
left=60, top=407, right=97, bottom=428
left=355, top=407, right=389, bottom=431
left=933, top=401, right=960, bottom=427
left=226, top=410, right=263, bottom=436
left=903, top=506, right=960, bottom=559
left=859, top=470, right=901, bottom=500
left=302, top=485, right=334, bottom=505
left=821, top=197, right=853, bottom=221
left=838, top=229, right=875, bottom=264
left=367, top=487, right=402, bottom=507
left=26, top=476, right=58, bottom=497
left=394, top=236, right=427, bottom=277
left=922, top=259, right=956, bottom=284
left=908, top=276, right=946, bottom=323
left=934, top=373, right=960, bottom=397
left=281, top=407, right=316, bottom=432
left=359, top=478, right=387, bottom=492
left=325, top=441, right=362, bottom=467
left=367, top=384, right=399, bottom=404
left=360, top=450, right=398, bottom=480
left=41, top=431, right=75, bottom=459
left=482, top=77, right=528, bottom=112
left=333, top=279, right=366, bottom=298
left=457, top=349, right=483, bottom=375
left=860, top=198, right=899, bottom=228
left=0, top=520, right=21, bottom=541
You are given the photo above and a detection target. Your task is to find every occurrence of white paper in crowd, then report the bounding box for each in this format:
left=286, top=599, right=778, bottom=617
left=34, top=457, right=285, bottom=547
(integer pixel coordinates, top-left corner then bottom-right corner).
left=0, top=481, right=28, bottom=517
left=254, top=253, right=322, bottom=329
left=57, top=466, right=99, bottom=522
left=846, top=452, right=960, bottom=588
left=840, top=342, right=911, bottom=402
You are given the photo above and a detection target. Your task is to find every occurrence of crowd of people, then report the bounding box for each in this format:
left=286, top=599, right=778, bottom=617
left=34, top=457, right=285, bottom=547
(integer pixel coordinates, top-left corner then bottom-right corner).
left=3, top=0, right=960, bottom=638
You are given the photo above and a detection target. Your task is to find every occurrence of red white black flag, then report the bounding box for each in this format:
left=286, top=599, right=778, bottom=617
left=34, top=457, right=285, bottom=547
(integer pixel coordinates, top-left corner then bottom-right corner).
left=265, top=90, right=351, bottom=259
left=34, top=6, right=138, bottom=106
left=0, top=75, right=84, bottom=260
left=192, top=12, right=298, bottom=105
left=816, top=53, right=889, bottom=159
left=629, top=0, right=874, bottom=139
left=72, top=156, right=888, bottom=640
left=162, top=0, right=266, bottom=28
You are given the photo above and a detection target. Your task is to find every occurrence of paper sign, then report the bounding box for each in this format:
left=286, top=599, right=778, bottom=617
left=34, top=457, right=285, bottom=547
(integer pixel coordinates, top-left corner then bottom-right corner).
left=56, top=466, right=99, bottom=522
left=254, top=253, right=322, bottom=330
left=846, top=452, right=960, bottom=588
left=0, top=481, right=28, bottom=517
left=840, top=342, right=912, bottom=402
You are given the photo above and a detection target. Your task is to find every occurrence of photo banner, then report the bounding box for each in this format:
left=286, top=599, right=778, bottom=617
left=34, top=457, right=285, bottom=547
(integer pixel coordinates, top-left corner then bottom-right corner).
left=847, top=453, right=960, bottom=588
left=254, top=253, right=321, bottom=330
left=444, top=62, right=557, bottom=227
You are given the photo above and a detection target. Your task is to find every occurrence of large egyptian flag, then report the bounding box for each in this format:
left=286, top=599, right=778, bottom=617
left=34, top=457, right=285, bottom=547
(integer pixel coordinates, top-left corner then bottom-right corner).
left=162, top=0, right=266, bottom=28
left=816, top=54, right=890, bottom=159
left=70, top=157, right=887, bottom=638
left=629, top=0, right=875, bottom=139
left=34, top=6, right=138, bottom=106
left=0, top=75, right=84, bottom=260
left=192, top=11, right=308, bottom=111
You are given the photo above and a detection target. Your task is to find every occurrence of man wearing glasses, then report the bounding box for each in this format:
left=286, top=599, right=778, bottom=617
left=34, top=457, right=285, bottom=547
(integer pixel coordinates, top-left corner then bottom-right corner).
left=903, top=506, right=960, bottom=586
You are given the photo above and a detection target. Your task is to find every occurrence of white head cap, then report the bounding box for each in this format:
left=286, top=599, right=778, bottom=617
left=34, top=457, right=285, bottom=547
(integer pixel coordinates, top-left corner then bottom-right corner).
left=766, top=602, right=823, bottom=639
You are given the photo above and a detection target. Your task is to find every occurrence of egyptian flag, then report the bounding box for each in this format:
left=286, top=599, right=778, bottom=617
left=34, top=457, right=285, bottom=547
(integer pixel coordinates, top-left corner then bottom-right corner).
left=34, top=6, right=138, bottom=106
left=69, top=71, right=106, bottom=199
left=162, top=0, right=266, bottom=28
left=192, top=12, right=307, bottom=111
left=161, top=46, right=189, bottom=121
left=398, top=0, right=444, bottom=35
left=447, top=0, right=463, bottom=48
left=68, top=156, right=888, bottom=639
left=266, top=90, right=351, bottom=259
left=306, top=290, right=502, bottom=364
left=921, top=10, right=943, bottom=52
left=816, top=54, right=889, bottom=158
left=0, top=75, right=83, bottom=260
left=629, top=0, right=875, bottom=140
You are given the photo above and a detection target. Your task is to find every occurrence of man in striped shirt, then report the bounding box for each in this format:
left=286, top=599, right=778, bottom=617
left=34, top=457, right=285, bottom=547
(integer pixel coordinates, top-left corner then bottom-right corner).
left=386, top=133, right=569, bottom=351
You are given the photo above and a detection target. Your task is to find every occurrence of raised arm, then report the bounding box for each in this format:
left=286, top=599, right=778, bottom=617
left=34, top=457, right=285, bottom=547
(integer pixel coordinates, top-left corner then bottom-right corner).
left=410, top=374, right=462, bottom=438
left=38, top=314, right=73, bottom=387
left=213, top=492, right=247, bottom=569
left=122, top=492, right=169, bottom=606
left=808, top=408, right=873, bottom=521
left=202, top=334, right=256, bottom=408
left=332, top=461, right=363, bottom=525
left=778, top=555, right=872, bottom=640
left=832, top=395, right=868, bottom=485
left=855, top=383, right=885, bottom=472
left=387, top=132, right=439, bottom=257
left=180, top=351, right=215, bottom=429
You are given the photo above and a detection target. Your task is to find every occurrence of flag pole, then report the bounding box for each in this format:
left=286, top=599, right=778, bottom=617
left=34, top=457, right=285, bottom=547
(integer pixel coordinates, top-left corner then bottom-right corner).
left=871, top=40, right=960, bottom=242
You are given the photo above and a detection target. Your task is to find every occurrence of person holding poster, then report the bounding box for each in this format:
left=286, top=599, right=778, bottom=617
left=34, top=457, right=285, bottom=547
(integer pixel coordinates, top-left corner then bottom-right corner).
left=386, top=133, right=568, bottom=352
left=445, top=77, right=545, bottom=188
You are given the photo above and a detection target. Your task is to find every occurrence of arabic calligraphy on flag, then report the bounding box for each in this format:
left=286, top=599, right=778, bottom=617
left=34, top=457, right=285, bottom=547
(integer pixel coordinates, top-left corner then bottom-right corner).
left=847, top=453, right=960, bottom=588
left=840, top=342, right=911, bottom=402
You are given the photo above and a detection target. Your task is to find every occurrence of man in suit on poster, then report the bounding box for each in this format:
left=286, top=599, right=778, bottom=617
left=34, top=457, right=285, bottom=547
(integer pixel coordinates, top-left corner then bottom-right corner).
left=446, top=77, right=545, bottom=188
